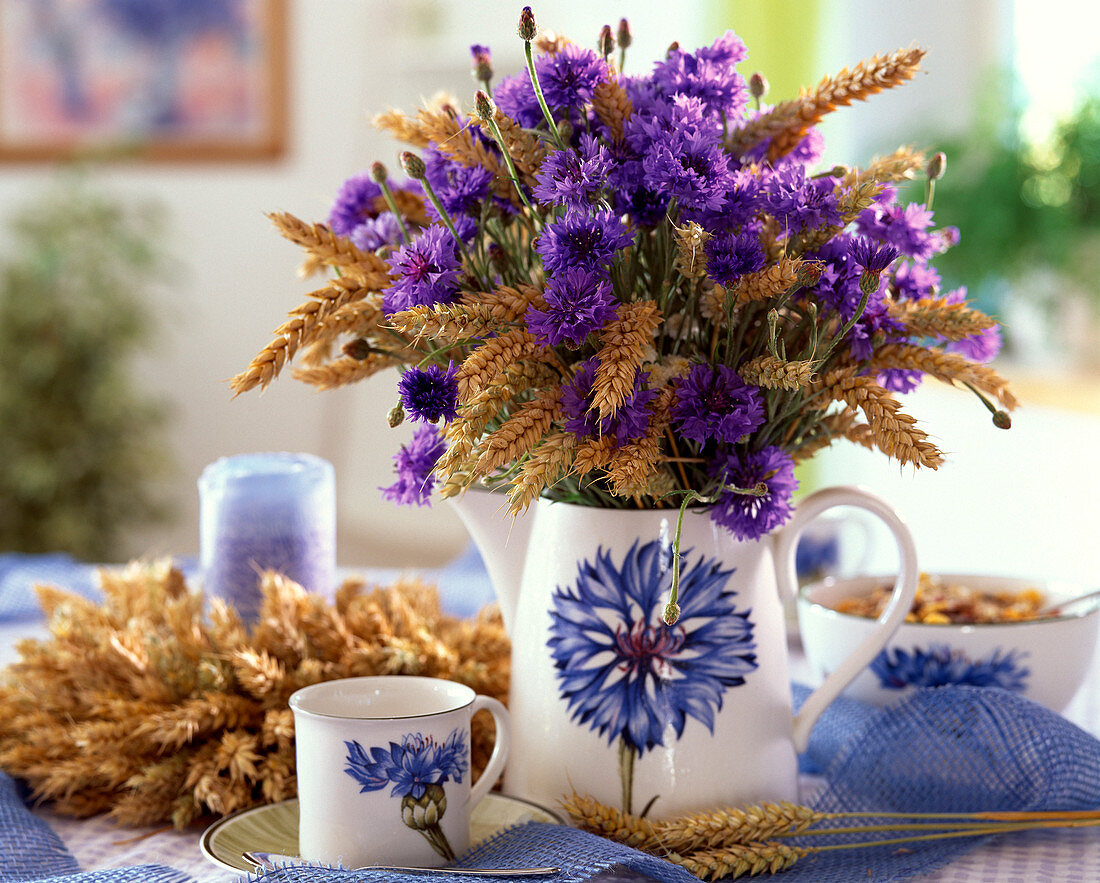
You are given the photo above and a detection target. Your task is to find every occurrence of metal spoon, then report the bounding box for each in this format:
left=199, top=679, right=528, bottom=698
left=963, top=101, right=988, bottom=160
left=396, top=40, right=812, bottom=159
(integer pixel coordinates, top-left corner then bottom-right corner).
left=1036, top=587, right=1100, bottom=618
left=242, top=851, right=560, bottom=876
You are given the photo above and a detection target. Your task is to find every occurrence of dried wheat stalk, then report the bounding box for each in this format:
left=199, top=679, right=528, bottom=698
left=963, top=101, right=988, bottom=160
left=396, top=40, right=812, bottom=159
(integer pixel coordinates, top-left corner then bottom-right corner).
left=592, top=78, right=633, bottom=142
left=592, top=301, right=663, bottom=419
left=728, top=47, right=926, bottom=161
left=818, top=368, right=945, bottom=468
left=507, top=431, right=576, bottom=516
left=0, top=563, right=509, bottom=828
left=868, top=343, right=1017, bottom=409
left=888, top=298, right=998, bottom=341
left=740, top=355, right=816, bottom=391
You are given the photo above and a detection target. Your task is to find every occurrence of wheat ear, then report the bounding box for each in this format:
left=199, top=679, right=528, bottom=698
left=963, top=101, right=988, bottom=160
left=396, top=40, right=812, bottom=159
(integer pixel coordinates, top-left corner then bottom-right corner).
left=290, top=353, right=401, bottom=390
left=473, top=389, right=562, bottom=478
left=888, top=298, right=998, bottom=341
left=373, top=108, right=433, bottom=148
left=869, top=342, right=1017, bottom=409
left=266, top=212, right=386, bottom=279
left=456, top=329, right=551, bottom=398
left=740, top=355, right=816, bottom=390
left=507, top=431, right=576, bottom=516
left=592, top=301, right=662, bottom=420
left=669, top=843, right=810, bottom=880
left=728, top=47, right=926, bottom=160
left=591, top=78, right=633, bottom=142
left=819, top=368, right=944, bottom=468
left=229, top=278, right=370, bottom=395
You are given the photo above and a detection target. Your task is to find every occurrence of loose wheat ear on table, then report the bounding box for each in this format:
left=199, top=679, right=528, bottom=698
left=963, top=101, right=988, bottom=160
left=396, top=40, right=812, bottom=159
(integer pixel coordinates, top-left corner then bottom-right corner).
left=0, top=560, right=509, bottom=828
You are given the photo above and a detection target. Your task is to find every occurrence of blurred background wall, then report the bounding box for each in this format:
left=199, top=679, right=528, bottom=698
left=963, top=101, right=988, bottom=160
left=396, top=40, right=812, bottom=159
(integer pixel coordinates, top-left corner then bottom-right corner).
left=0, top=0, right=1097, bottom=581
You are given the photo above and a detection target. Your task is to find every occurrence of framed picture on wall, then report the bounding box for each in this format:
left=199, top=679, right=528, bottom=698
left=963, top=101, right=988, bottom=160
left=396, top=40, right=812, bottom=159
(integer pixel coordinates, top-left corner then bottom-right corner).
left=0, top=0, right=287, bottom=162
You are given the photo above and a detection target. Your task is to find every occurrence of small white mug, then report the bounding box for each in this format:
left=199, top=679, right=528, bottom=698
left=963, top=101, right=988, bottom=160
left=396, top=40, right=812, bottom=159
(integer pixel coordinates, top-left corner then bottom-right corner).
left=290, top=676, right=511, bottom=868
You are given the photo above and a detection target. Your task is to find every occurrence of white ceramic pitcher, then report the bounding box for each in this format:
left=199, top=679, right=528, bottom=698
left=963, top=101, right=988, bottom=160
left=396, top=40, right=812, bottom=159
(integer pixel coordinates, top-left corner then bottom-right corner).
left=452, top=485, right=918, bottom=818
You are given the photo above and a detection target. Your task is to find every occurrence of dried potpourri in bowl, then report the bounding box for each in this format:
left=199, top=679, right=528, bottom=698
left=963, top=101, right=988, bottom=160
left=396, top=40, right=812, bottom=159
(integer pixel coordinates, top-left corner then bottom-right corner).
left=798, top=573, right=1100, bottom=711
left=833, top=572, right=1045, bottom=624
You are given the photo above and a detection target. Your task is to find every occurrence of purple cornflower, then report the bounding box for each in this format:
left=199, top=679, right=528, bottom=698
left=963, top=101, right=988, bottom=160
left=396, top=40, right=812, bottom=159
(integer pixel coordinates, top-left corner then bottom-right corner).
left=380, top=424, right=445, bottom=507
left=382, top=226, right=463, bottom=315
left=329, top=172, right=421, bottom=250
left=349, top=213, right=404, bottom=252
left=493, top=71, right=544, bottom=129
left=856, top=199, right=938, bottom=260
left=329, top=172, right=382, bottom=236
left=705, top=228, right=765, bottom=286
left=608, top=155, right=669, bottom=227
left=537, top=43, right=609, bottom=114
left=533, top=134, right=613, bottom=208
left=851, top=238, right=900, bottom=273
left=650, top=31, right=748, bottom=119
left=630, top=95, right=732, bottom=215
left=536, top=209, right=633, bottom=275
left=709, top=446, right=798, bottom=541
left=760, top=166, right=842, bottom=235
left=525, top=268, right=618, bottom=346
left=672, top=363, right=765, bottom=445
left=561, top=358, right=656, bottom=445
left=941, top=288, right=1003, bottom=362
left=424, top=147, right=495, bottom=229
left=494, top=44, right=608, bottom=129
left=398, top=362, right=459, bottom=423
left=470, top=44, right=492, bottom=81
left=891, top=260, right=941, bottom=302
left=879, top=369, right=924, bottom=394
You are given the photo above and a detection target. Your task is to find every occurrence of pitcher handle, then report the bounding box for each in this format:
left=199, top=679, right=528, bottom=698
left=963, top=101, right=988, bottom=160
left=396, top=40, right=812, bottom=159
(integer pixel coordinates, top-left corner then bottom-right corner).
left=774, top=485, right=918, bottom=754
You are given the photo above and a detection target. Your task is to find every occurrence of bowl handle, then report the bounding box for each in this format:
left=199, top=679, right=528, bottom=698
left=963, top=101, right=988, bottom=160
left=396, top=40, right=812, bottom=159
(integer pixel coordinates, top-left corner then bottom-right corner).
left=774, top=485, right=919, bottom=753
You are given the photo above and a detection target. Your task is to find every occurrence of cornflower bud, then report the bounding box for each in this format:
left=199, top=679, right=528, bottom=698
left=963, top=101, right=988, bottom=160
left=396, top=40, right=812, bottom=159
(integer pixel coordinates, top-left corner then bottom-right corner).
left=388, top=404, right=405, bottom=428
left=370, top=161, right=387, bottom=184
left=858, top=270, right=882, bottom=296
left=598, top=24, right=614, bottom=60
left=470, top=44, right=493, bottom=84
left=993, top=410, right=1012, bottom=430
left=927, top=151, right=947, bottom=181
left=557, top=118, right=574, bottom=144
left=400, top=150, right=426, bottom=180
left=474, top=89, right=496, bottom=122
left=666, top=40, right=680, bottom=57
left=749, top=72, right=769, bottom=100
left=343, top=338, right=373, bottom=360
left=662, top=601, right=681, bottom=626
left=518, top=6, right=537, bottom=41
left=796, top=260, right=824, bottom=287
left=616, top=18, right=632, bottom=49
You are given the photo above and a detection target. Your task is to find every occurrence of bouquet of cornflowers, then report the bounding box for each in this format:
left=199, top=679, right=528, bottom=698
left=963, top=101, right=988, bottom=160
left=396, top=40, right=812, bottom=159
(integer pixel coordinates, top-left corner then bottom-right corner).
left=234, top=8, right=1014, bottom=546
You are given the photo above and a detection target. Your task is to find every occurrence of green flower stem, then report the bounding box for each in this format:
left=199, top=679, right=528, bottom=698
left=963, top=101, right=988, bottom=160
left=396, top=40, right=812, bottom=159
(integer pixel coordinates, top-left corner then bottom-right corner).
left=812, top=282, right=874, bottom=369
left=662, top=482, right=768, bottom=626
left=481, top=113, right=538, bottom=216
left=416, top=175, right=486, bottom=284
left=618, top=736, right=635, bottom=815
left=377, top=179, right=411, bottom=244
left=524, top=41, right=567, bottom=151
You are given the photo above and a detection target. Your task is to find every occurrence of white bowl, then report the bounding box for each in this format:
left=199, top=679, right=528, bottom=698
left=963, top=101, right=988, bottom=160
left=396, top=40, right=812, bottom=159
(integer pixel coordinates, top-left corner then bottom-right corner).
left=797, top=573, right=1100, bottom=712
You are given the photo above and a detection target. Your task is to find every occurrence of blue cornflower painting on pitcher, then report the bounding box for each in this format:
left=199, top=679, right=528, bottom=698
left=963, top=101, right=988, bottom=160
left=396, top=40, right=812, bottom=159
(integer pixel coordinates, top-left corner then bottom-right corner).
left=547, top=537, right=757, bottom=813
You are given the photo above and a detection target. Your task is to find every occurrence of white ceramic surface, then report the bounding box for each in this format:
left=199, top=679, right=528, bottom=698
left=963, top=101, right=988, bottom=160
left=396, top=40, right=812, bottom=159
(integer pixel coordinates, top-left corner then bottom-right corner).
left=453, top=485, right=918, bottom=819
left=798, top=573, right=1100, bottom=711
left=289, top=676, right=511, bottom=869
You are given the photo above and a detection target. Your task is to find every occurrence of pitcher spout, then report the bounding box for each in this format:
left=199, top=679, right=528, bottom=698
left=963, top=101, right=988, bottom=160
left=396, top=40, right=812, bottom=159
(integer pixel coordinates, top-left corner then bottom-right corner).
left=448, top=488, right=531, bottom=635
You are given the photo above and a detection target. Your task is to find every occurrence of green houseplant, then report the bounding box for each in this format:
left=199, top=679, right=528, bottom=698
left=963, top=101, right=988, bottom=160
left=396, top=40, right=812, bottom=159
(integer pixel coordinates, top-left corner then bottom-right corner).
left=0, top=172, right=173, bottom=559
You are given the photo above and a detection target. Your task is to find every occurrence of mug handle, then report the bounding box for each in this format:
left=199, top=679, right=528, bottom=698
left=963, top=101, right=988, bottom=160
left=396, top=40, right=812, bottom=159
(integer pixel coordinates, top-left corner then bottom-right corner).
left=469, top=695, right=512, bottom=805
left=773, top=485, right=919, bottom=753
